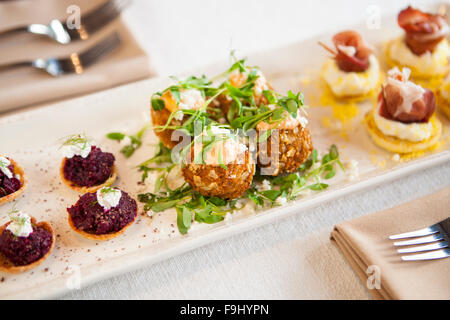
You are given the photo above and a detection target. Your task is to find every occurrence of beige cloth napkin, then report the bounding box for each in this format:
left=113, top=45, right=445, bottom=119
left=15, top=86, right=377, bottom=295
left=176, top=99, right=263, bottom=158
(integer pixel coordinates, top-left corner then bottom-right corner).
left=331, top=186, right=450, bottom=300
left=0, top=0, right=154, bottom=113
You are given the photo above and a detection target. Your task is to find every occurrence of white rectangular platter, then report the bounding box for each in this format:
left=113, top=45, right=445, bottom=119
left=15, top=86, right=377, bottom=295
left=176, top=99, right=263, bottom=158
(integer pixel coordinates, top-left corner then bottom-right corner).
left=1, top=8, right=450, bottom=299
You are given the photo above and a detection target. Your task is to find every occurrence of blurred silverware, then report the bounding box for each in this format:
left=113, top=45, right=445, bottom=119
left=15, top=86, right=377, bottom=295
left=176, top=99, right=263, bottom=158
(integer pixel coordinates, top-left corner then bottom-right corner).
left=0, top=32, right=121, bottom=76
left=389, top=217, right=450, bottom=261
left=0, top=0, right=129, bottom=44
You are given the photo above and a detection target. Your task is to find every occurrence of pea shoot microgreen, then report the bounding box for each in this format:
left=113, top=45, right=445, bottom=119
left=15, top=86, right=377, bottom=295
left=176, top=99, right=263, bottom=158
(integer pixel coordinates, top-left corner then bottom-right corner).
left=106, top=123, right=151, bottom=158
left=138, top=144, right=344, bottom=235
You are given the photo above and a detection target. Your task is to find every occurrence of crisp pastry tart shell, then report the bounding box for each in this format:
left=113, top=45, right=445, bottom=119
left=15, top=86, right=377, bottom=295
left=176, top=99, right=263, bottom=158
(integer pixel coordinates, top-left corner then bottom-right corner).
left=0, top=157, right=27, bottom=206
left=60, top=158, right=118, bottom=193
left=68, top=212, right=136, bottom=241
left=364, top=111, right=442, bottom=154
left=436, top=90, right=450, bottom=119
left=0, top=218, right=55, bottom=273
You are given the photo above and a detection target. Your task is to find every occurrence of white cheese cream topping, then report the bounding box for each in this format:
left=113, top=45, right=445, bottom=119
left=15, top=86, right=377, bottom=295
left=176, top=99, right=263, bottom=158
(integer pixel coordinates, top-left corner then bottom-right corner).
left=96, top=187, right=122, bottom=210
left=62, top=140, right=92, bottom=158
left=6, top=211, right=33, bottom=237
left=0, top=156, right=13, bottom=179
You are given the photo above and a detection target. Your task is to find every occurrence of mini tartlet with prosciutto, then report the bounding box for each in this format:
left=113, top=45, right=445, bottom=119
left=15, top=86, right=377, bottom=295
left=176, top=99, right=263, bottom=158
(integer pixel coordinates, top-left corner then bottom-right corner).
left=59, top=134, right=117, bottom=193
left=385, top=6, right=450, bottom=79
left=364, top=67, right=442, bottom=154
left=0, top=210, right=54, bottom=273
left=437, top=74, right=450, bottom=118
left=67, top=187, right=137, bottom=240
left=0, top=156, right=27, bottom=206
left=320, top=30, right=380, bottom=98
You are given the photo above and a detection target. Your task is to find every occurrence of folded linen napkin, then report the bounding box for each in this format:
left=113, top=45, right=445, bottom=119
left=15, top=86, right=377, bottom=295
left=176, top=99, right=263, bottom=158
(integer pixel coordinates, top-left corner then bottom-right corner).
left=0, top=0, right=153, bottom=113
left=331, top=186, right=450, bottom=300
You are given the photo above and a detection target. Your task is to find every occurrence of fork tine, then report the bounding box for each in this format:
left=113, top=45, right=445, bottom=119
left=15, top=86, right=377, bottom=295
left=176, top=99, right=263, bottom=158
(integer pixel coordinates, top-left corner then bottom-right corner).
left=393, top=234, right=443, bottom=246
left=389, top=225, right=439, bottom=240
left=401, top=248, right=450, bottom=261
left=81, top=0, right=130, bottom=33
left=79, top=32, right=121, bottom=68
left=397, top=241, right=448, bottom=254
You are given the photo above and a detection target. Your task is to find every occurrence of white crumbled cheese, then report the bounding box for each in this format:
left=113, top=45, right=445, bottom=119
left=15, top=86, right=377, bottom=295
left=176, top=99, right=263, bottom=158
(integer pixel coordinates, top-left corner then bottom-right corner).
left=276, top=196, right=287, bottom=206
left=0, top=156, right=13, bottom=179
left=299, top=116, right=309, bottom=128
left=392, top=154, right=401, bottom=162
left=15, top=174, right=21, bottom=180
left=6, top=211, right=33, bottom=237
left=257, top=179, right=271, bottom=192
left=346, top=160, right=359, bottom=181
left=173, top=110, right=184, bottom=121
left=337, top=45, right=357, bottom=57
left=224, top=212, right=233, bottom=225
left=96, top=187, right=122, bottom=210
left=178, top=89, right=205, bottom=110
left=119, top=135, right=132, bottom=147
left=62, top=141, right=91, bottom=158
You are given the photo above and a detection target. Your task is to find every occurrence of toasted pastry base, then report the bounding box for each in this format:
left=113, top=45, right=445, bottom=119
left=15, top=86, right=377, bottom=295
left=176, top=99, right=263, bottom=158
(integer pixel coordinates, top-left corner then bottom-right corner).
left=364, top=111, right=442, bottom=154
left=0, top=218, right=55, bottom=273
left=68, top=212, right=136, bottom=241
left=436, top=90, right=450, bottom=119
left=0, top=157, right=27, bottom=206
left=60, top=158, right=118, bottom=193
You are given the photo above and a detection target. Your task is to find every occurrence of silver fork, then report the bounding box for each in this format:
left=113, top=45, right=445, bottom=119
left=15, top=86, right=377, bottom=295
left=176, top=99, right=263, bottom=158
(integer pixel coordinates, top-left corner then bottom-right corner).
left=0, top=32, right=121, bottom=76
left=389, top=217, right=450, bottom=261
left=0, top=0, right=129, bottom=44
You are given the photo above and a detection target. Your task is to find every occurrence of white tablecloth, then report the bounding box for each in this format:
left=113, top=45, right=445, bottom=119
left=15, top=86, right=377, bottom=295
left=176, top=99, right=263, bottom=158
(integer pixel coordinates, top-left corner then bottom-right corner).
left=61, top=0, right=449, bottom=299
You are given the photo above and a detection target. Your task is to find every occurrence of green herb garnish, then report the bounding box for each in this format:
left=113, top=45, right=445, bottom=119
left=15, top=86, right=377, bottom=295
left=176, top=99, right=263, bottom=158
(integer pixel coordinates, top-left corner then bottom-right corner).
left=107, top=123, right=150, bottom=158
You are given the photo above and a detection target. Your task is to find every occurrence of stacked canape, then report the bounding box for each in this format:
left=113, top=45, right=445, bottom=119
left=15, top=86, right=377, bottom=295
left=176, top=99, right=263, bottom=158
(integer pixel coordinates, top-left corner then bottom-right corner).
left=59, top=134, right=117, bottom=193
left=59, top=134, right=138, bottom=240
left=385, top=6, right=450, bottom=79
left=0, top=156, right=26, bottom=205
left=0, top=209, right=54, bottom=273
left=364, top=67, right=442, bottom=154
left=67, top=187, right=137, bottom=240
left=320, top=30, right=381, bottom=99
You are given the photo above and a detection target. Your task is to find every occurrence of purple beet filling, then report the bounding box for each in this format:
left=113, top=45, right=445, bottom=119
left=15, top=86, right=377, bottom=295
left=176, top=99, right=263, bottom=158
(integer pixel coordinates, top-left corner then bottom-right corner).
left=63, top=146, right=115, bottom=187
left=0, top=226, right=52, bottom=266
left=0, top=164, right=22, bottom=198
left=67, top=191, right=137, bottom=235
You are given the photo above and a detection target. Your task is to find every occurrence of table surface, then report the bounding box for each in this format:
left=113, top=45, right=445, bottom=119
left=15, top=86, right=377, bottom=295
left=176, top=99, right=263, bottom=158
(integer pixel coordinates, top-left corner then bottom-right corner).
left=60, top=0, right=449, bottom=299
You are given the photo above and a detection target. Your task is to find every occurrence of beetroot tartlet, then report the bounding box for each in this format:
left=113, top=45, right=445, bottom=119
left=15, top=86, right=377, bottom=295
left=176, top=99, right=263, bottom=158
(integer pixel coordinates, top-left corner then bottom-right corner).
left=59, top=135, right=117, bottom=193
left=0, top=156, right=27, bottom=206
left=0, top=213, right=54, bottom=273
left=67, top=187, right=137, bottom=240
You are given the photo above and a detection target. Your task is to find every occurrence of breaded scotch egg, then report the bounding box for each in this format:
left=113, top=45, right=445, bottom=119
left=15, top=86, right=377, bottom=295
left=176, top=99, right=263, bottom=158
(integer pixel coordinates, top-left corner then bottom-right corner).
left=151, top=89, right=205, bottom=149
left=182, top=126, right=255, bottom=199
left=256, top=110, right=313, bottom=176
